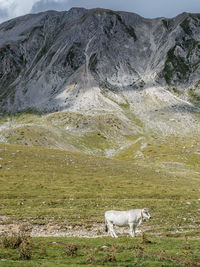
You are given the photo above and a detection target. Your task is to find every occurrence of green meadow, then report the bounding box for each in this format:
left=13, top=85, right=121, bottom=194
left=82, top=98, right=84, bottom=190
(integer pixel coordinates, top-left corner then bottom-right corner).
left=0, top=236, right=200, bottom=266
left=0, top=141, right=199, bottom=265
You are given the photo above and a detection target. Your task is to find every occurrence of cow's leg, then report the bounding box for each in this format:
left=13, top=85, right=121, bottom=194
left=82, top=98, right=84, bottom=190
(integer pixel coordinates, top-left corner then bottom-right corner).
left=108, top=222, right=118, bottom=238
left=107, top=221, right=114, bottom=237
left=111, top=225, right=118, bottom=238
left=133, top=225, right=137, bottom=237
left=106, top=221, right=113, bottom=237
left=129, top=223, right=135, bottom=237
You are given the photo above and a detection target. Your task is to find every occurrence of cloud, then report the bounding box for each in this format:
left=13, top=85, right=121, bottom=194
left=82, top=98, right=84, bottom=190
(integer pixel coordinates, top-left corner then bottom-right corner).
left=0, top=0, right=36, bottom=22
left=0, top=7, right=8, bottom=22
left=0, top=7, right=8, bottom=17
left=0, top=0, right=200, bottom=23
left=31, top=0, right=136, bottom=13
left=31, top=0, right=70, bottom=13
left=31, top=0, right=200, bottom=18
left=0, top=0, right=12, bottom=22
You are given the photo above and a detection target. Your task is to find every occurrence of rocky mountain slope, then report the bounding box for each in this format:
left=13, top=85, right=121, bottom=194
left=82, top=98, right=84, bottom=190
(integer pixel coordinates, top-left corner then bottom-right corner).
left=0, top=8, right=200, bottom=155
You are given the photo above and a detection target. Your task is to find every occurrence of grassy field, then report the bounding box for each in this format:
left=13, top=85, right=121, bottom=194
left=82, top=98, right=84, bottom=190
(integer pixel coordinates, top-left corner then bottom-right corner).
left=0, top=142, right=199, bottom=231
left=0, top=110, right=141, bottom=156
left=0, top=142, right=200, bottom=265
left=0, top=236, right=200, bottom=266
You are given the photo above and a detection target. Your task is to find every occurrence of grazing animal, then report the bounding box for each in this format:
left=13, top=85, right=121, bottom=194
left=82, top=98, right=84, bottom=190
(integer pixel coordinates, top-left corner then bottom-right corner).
left=105, top=208, right=151, bottom=238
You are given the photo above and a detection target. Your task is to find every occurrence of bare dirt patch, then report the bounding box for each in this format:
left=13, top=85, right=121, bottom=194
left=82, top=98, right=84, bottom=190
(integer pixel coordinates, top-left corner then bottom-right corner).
left=0, top=220, right=144, bottom=238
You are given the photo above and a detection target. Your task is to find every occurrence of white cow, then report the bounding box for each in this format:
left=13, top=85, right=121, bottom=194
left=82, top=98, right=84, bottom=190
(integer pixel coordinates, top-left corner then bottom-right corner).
left=105, top=208, right=151, bottom=238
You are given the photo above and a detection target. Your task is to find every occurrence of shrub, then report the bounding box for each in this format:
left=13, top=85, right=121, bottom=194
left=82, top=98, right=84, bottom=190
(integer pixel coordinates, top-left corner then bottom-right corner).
left=1, top=232, right=27, bottom=249
left=126, top=26, right=137, bottom=41
left=188, top=88, right=200, bottom=103
left=65, top=243, right=78, bottom=257
left=86, top=251, right=95, bottom=264
left=18, top=240, right=32, bottom=260
left=134, top=244, right=145, bottom=258
left=1, top=231, right=32, bottom=260
left=1, top=234, right=10, bottom=248
left=180, top=18, right=192, bottom=35
left=141, top=232, right=152, bottom=244
left=103, top=252, right=116, bottom=263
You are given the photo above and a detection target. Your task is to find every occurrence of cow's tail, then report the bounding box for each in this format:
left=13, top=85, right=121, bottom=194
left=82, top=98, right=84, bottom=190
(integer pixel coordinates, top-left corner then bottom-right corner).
left=105, top=218, right=108, bottom=232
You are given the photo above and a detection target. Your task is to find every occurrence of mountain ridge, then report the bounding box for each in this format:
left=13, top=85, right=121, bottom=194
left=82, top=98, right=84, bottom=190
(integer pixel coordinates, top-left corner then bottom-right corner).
left=0, top=8, right=200, bottom=112
left=0, top=8, right=200, bottom=155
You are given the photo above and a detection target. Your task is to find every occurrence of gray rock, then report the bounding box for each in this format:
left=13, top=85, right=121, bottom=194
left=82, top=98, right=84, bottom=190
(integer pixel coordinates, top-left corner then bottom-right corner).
left=0, top=9, right=199, bottom=114
left=0, top=8, right=199, bottom=140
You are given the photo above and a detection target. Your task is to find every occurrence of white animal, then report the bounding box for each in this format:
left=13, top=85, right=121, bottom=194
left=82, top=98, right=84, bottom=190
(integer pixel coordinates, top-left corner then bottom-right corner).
left=105, top=208, right=151, bottom=238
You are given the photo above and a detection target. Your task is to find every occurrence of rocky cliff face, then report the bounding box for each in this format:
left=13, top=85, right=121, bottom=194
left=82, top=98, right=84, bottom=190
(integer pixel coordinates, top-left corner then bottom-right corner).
left=0, top=8, right=200, bottom=112
left=0, top=8, right=200, bottom=147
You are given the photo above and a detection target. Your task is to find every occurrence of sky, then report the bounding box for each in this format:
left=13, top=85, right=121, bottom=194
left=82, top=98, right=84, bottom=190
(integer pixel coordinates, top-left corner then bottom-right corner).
left=0, top=0, right=200, bottom=23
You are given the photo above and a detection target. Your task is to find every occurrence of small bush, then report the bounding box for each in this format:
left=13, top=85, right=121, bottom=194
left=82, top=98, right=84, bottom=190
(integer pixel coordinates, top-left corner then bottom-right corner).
left=18, top=240, right=32, bottom=260
left=103, top=252, right=116, bottom=263
left=112, top=244, right=121, bottom=253
left=1, top=232, right=28, bottom=249
left=180, top=18, right=192, bottom=35
left=86, top=251, right=96, bottom=264
left=1, top=234, right=10, bottom=248
left=141, top=232, right=152, bottom=244
left=134, top=244, right=144, bottom=258
left=126, top=26, right=137, bottom=41
left=40, top=244, right=48, bottom=257
left=1, top=231, right=32, bottom=260
left=65, top=243, right=78, bottom=257
left=188, top=88, right=200, bottom=103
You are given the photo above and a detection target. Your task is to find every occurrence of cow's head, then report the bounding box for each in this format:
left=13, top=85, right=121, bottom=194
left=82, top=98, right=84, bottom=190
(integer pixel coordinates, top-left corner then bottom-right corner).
left=142, top=208, right=151, bottom=220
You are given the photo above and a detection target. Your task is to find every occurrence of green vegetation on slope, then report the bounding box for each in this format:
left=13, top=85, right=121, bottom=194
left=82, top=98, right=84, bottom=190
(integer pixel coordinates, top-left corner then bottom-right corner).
left=0, top=143, right=199, bottom=236
left=0, top=236, right=200, bottom=266
left=0, top=110, right=140, bottom=156
left=188, top=88, right=200, bottom=105
left=163, top=46, right=190, bottom=85
left=180, top=18, right=192, bottom=35
left=162, top=36, right=200, bottom=86
left=0, top=128, right=200, bottom=266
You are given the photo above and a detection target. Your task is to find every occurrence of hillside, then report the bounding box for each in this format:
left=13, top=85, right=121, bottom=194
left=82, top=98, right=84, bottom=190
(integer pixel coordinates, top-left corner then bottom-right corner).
left=0, top=142, right=199, bottom=237
left=0, top=9, right=200, bottom=265
left=0, top=8, right=200, bottom=155
left=0, top=8, right=200, bottom=113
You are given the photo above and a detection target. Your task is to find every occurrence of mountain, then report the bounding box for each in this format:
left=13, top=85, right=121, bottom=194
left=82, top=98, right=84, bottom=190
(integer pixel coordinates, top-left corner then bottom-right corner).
left=0, top=8, right=200, bottom=156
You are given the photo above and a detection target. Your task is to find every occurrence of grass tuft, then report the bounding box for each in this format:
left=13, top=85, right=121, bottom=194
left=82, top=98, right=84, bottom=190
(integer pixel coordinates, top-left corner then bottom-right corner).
left=65, top=243, right=78, bottom=257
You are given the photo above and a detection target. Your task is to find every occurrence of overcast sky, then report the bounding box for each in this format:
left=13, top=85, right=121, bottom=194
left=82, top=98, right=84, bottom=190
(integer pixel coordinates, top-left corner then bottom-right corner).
left=0, top=0, right=200, bottom=23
